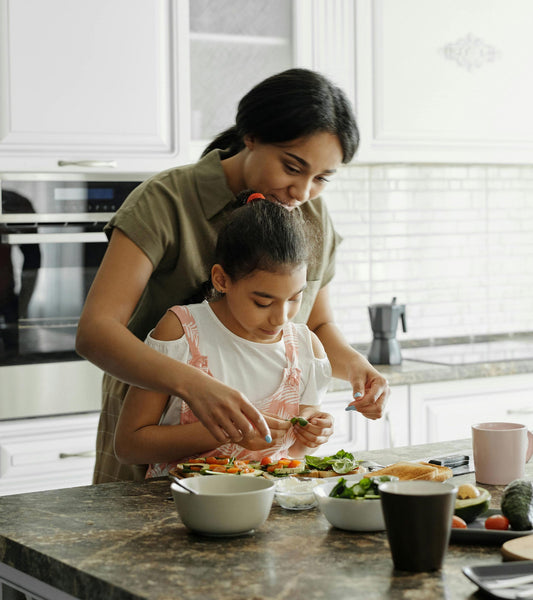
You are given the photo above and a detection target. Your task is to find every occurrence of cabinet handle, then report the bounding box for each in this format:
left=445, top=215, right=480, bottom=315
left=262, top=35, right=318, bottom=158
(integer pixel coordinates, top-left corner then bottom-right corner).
left=507, top=409, right=533, bottom=415
left=57, top=160, right=117, bottom=168
left=59, top=450, right=96, bottom=459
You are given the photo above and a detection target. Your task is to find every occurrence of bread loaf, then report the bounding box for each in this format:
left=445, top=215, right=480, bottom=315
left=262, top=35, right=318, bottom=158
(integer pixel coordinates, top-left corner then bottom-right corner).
left=370, top=461, right=453, bottom=481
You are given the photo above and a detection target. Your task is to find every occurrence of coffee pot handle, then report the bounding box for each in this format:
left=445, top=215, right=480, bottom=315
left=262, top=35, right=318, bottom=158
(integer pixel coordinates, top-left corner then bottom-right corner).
left=400, top=308, right=407, bottom=333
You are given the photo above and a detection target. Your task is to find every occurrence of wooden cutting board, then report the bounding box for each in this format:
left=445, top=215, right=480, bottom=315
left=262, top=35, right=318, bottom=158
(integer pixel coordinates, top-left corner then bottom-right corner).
left=501, top=534, right=533, bottom=560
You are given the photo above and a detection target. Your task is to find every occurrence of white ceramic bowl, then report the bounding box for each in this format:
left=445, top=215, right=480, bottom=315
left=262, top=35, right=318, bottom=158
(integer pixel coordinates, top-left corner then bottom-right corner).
left=171, top=475, right=275, bottom=536
left=313, top=474, right=390, bottom=532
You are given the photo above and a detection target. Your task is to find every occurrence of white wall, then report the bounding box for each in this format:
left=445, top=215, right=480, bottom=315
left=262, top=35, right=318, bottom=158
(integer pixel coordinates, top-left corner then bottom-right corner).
left=327, top=164, right=533, bottom=345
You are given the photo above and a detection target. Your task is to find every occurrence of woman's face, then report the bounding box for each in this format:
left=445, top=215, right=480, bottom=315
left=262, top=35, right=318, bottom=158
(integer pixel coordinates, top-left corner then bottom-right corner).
left=241, top=132, right=343, bottom=210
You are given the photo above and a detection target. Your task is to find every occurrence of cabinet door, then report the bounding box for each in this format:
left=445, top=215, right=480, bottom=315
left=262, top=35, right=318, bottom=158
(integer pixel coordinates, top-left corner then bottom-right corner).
left=320, top=390, right=367, bottom=455
left=0, top=0, right=184, bottom=173
left=366, top=385, right=409, bottom=450
left=355, top=0, right=533, bottom=163
left=0, top=413, right=99, bottom=496
left=410, top=374, right=533, bottom=444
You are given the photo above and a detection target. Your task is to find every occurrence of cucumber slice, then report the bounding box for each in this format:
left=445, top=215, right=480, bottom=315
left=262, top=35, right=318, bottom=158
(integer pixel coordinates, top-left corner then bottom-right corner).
left=454, top=487, right=491, bottom=523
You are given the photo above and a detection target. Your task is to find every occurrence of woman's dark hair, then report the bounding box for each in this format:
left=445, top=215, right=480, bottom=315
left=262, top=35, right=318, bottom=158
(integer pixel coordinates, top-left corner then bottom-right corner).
left=202, top=68, right=359, bottom=163
left=215, top=191, right=310, bottom=283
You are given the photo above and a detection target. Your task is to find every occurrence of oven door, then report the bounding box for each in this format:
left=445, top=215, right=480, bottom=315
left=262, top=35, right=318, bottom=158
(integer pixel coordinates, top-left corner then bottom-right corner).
left=0, top=223, right=107, bottom=366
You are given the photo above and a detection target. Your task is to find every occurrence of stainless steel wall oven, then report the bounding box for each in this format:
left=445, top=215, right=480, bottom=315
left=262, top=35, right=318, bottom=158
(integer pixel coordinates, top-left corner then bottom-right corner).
left=0, top=175, right=142, bottom=419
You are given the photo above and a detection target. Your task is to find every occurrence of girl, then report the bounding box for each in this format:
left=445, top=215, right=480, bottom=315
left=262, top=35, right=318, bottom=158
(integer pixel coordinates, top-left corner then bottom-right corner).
left=114, top=194, right=334, bottom=475
left=77, top=68, right=390, bottom=484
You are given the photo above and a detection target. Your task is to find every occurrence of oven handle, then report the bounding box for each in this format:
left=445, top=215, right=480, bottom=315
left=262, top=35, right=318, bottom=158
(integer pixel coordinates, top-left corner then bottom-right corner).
left=1, top=232, right=107, bottom=244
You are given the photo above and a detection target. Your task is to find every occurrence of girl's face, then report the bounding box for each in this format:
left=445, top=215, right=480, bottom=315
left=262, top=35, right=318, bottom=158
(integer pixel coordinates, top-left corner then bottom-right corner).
left=241, top=132, right=343, bottom=210
left=211, top=264, right=307, bottom=343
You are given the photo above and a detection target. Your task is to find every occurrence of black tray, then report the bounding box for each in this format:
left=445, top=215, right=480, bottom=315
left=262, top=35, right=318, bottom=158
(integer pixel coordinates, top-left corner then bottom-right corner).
left=463, top=561, right=533, bottom=599
left=451, top=509, right=533, bottom=545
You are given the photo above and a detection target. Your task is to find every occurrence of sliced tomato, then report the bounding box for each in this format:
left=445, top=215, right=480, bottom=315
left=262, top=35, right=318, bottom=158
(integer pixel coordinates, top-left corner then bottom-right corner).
left=451, top=515, right=467, bottom=529
left=485, top=515, right=510, bottom=530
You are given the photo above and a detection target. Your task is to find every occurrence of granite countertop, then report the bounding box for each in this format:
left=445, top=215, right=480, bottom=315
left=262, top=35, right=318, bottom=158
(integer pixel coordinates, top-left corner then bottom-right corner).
left=0, top=439, right=528, bottom=600
left=330, top=332, right=533, bottom=390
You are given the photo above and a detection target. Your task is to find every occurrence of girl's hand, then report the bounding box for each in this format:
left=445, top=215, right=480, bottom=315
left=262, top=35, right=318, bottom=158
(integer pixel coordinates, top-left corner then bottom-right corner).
left=292, top=410, right=334, bottom=449
left=239, top=412, right=291, bottom=451
left=345, top=365, right=390, bottom=420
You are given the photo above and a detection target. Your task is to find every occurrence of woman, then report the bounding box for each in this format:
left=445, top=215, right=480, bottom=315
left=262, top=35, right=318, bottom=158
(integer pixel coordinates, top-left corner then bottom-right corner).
left=76, top=68, right=390, bottom=484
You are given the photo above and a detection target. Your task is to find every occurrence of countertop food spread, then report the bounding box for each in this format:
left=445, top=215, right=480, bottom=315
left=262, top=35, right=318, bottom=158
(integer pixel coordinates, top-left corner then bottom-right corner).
left=0, top=438, right=531, bottom=600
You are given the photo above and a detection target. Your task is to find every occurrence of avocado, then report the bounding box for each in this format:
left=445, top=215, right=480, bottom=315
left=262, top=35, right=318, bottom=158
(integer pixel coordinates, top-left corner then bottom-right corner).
left=454, top=486, right=491, bottom=523
left=501, top=479, right=533, bottom=530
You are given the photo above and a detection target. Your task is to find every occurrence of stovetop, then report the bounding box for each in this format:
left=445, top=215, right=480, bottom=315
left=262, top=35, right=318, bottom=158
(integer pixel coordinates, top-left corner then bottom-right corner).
left=401, top=339, right=533, bottom=365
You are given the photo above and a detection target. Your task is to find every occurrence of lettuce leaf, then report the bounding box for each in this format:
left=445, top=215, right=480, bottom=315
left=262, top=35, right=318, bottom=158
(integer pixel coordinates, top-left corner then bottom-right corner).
left=304, top=449, right=358, bottom=474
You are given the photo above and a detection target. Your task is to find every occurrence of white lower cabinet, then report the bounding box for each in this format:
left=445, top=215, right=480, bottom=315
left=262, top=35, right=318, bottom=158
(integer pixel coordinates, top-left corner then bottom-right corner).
left=0, top=413, right=99, bottom=496
left=322, top=384, right=409, bottom=454
left=410, top=374, right=533, bottom=445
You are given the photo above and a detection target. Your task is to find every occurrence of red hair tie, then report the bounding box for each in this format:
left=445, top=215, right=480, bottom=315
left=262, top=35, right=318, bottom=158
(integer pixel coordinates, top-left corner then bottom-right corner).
left=246, top=192, right=265, bottom=204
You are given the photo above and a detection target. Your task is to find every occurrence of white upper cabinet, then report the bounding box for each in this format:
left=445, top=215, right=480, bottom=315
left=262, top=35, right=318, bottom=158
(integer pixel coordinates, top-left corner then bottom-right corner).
left=0, top=0, right=186, bottom=173
left=187, top=0, right=356, bottom=160
left=354, top=0, right=533, bottom=163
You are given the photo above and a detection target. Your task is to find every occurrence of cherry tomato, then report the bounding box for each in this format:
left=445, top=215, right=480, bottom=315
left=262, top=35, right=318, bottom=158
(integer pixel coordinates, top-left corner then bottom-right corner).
left=484, top=515, right=510, bottom=530
left=260, top=456, right=273, bottom=466
left=451, top=515, right=468, bottom=529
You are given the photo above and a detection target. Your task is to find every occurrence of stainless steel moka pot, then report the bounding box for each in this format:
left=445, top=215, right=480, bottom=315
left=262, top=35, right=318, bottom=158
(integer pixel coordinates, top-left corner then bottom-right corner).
left=367, top=297, right=407, bottom=365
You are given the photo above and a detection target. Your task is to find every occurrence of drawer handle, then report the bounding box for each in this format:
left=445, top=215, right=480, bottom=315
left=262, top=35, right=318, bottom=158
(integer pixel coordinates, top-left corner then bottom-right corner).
left=58, top=160, right=117, bottom=168
left=507, top=409, right=533, bottom=415
left=59, top=450, right=96, bottom=459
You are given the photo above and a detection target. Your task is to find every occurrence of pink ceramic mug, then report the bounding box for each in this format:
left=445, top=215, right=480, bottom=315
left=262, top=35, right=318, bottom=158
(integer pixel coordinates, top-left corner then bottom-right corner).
left=472, top=422, right=533, bottom=485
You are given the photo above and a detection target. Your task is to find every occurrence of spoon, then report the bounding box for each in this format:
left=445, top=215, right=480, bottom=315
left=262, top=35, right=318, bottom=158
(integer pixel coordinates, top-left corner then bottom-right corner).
left=170, top=475, right=198, bottom=495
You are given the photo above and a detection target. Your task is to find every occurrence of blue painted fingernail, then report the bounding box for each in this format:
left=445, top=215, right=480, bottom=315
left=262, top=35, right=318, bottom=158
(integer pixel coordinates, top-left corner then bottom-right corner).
left=345, top=406, right=357, bottom=412
left=265, top=434, right=272, bottom=443
left=353, top=392, right=363, bottom=398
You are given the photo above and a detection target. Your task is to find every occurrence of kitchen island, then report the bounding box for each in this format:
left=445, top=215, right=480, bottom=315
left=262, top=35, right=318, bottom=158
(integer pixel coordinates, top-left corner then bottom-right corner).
left=0, top=439, right=529, bottom=600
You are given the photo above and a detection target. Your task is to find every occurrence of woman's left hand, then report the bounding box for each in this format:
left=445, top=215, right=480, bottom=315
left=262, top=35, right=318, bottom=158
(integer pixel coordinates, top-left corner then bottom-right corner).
left=292, top=411, right=334, bottom=449
left=345, top=365, right=390, bottom=420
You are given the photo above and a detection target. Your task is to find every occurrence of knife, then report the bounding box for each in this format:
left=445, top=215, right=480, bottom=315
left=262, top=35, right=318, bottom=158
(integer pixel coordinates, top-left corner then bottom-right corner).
left=426, top=454, right=474, bottom=476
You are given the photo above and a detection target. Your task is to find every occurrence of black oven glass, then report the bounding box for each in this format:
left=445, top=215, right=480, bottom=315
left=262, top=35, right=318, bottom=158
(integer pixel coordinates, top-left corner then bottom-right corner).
left=0, top=180, right=141, bottom=365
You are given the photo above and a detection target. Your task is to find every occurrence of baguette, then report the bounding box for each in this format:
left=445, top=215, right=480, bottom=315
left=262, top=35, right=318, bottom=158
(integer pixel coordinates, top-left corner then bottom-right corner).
left=370, top=461, right=452, bottom=481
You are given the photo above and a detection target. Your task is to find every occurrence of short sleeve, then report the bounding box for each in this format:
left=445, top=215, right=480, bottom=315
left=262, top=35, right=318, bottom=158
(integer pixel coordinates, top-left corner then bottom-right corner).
left=144, top=329, right=191, bottom=364
left=300, top=356, right=332, bottom=406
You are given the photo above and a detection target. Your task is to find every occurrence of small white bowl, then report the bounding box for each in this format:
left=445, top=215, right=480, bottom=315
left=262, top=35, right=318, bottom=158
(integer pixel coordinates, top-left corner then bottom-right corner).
left=313, top=474, right=392, bottom=532
left=275, top=477, right=320, bottom=510
left=171, top=475, right=275, bottom=536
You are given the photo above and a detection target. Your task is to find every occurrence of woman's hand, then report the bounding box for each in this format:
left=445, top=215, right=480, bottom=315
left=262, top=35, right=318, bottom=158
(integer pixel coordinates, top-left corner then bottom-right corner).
left=345, top=364, right=390, bottom=420
left=178, top=370, right=273, bottom=445
left=292, top=409, right=334, bottom=449
left=238, top=412, right=291, bottom=451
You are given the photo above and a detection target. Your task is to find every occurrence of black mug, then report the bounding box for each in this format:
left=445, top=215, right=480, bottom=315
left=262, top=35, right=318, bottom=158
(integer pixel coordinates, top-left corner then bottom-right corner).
left=379, top=480, right=457, bottom=572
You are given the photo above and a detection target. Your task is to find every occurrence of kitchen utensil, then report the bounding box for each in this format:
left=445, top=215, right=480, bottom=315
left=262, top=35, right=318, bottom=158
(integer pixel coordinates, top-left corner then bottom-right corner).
left=472, top=422, right=533, bottom=485
left=170, top=475, right=198, bottom=494
left=367, top=297, right=407, bottom=365
left=502, top=534, right=533, bottom=561
left=170, top=474, right=275, bottom=536
left=379, top=480, right=457, bottom=571
left=464, top=562, right=533, bottom=600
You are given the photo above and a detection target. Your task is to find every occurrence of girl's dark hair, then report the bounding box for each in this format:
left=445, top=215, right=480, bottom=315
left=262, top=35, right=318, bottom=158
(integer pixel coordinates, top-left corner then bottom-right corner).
left=202, top=68, right=359, bottom=163
left=215, top=191, right=310, bottom=283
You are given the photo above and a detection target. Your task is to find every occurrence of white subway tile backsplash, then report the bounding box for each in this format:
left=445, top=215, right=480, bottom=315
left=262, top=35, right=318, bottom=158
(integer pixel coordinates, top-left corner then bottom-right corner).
left=327, top=164, right=533, bottom=343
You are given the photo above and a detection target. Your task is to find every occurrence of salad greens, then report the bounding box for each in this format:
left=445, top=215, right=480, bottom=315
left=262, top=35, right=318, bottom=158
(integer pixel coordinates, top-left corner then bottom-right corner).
left=329, top=475, right=394, bottom=499
left=305, top=449, right=361, bottom=474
